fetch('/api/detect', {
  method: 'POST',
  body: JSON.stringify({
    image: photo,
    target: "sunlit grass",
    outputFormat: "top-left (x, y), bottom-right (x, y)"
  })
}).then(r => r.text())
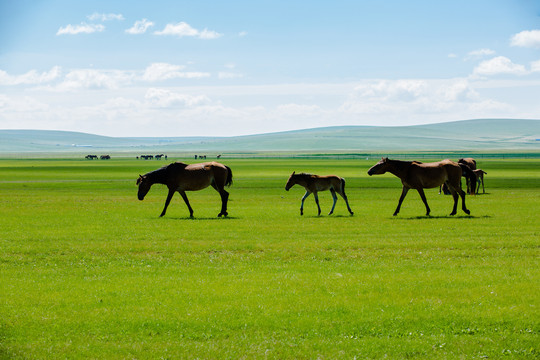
top-left (0, 158), bottom-right (538, 359)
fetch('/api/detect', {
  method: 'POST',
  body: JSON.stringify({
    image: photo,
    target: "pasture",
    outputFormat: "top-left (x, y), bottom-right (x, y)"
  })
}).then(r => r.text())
top-left (0, 157), bottom-right (538, 359)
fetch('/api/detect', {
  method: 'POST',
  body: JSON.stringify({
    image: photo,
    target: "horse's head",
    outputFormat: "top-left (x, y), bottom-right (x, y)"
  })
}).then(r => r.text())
top-left (285, 171), bottom-right (296, 191)
top-left (136, 174), bottom-right (152, 200)
top-left (367, 157), bottom-right (389, 176)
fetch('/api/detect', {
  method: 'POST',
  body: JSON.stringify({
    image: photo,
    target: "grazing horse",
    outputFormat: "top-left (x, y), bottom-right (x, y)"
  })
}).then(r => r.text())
top-left (458, 158), bottom-right (477, 194)
top-left (137, 162), bottom-right (232, 218)
top-left (473, 169), bottom-right (487, 194)
top-left (367, 158), bottom-right (474, 216)
top-left (285, 172), bottom-right (354, 216)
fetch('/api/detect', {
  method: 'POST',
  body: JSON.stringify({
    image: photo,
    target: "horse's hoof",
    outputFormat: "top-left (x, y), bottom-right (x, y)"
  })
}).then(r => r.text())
top-left (349, 212), bottom-right (354, 216)
top-left (464, 210), bottom-right (470, 215)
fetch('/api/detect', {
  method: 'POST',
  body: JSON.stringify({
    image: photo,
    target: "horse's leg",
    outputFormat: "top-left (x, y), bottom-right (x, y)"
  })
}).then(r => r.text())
top-left (300, 191), bottom-right (311, 215)
top-left (328, 189), bottom-right (337, 215)
top-left (179, 191), bottom-right (194, 217)
top-left (481, 177), bottom-right (485, 194)
top-left (338, 189), bottom-right (354, 215)
top-left (394, 186), bottom-right (409, 216)
top-left (211, 180), bottom-right (229, 217)
top-left (416, 188), bottom-right (431, 216)
top-left (313, 192), bottom-right (321, 216)
top-left (458, 187), bottom-right (470, 215)
top-left (160, 188), bottom-right (175, 217)
top-left (218, 189), bottom-right (229, 217)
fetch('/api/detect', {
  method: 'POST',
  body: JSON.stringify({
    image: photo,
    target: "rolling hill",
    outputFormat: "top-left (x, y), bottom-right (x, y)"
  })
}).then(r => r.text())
top-left (0, 119), bottom-right (539, 155)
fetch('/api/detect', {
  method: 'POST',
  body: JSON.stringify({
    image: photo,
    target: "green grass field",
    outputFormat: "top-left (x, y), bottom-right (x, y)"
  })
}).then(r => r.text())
top-left (1, 157), bottom-right (538, 359)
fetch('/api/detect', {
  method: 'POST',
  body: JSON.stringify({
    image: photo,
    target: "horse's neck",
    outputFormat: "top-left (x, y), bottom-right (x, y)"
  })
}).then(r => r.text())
top-left (388, 160), bottom-right (412, 179)
top-left (147, 167), bottom-right (168, 185)
top-left (294, 175), bottom-right (311, 187)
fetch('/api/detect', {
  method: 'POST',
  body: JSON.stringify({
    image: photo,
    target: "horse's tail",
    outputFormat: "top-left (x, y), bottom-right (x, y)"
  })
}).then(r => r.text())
top-left (225, 165), bottom-right (233, 187)
top-left (340, 177), bottom-right (346, 192)
top-left (459, 163), bottom-right (476, 195)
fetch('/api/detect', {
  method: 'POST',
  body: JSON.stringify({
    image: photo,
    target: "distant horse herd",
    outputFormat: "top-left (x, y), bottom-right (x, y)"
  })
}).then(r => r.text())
top-left (85, 155), bottom-right (110, 160)
top-left (137, 157), bottom-right (487, 218)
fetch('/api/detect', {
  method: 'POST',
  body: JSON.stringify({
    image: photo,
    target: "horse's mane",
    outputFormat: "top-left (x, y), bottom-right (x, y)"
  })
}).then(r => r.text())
top-left (144, 162), bottom-right (188, 183)
top-left (167, 162), bottom-right (188, 171)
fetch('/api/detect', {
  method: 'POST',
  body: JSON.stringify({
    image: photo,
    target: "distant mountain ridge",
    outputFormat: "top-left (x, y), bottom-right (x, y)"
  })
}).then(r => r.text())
top-left (1, 119), bottom-right (539, 154)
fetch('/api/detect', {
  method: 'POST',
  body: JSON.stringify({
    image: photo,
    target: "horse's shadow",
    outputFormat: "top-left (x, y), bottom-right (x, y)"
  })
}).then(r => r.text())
top-left (394, 215), bottom-right (491, 220)
top-left (161, 216), bottom-right (240, 221)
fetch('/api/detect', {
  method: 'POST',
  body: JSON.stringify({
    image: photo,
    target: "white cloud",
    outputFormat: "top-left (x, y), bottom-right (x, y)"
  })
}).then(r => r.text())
top-left (154, 22), bottom-right (222, 39)
top-left (142, 63), bottom-right (210, 81)
top-left (87, 13), bottom-right (124, 22)
top-left (0, 67), bottom-right (61, 85)
top-left (125, 19), bottom-right (154, 34)
top-left (339, 78), bottom-right (508, 120)
top-left (473, 56), bottom-right (527, 76)
top-left (0, 94), bottom-right (50, 113)
top-left (238, 31), bottom-right (248, 37)
top-left (199, 29), bottom-right (222, 39)
top-left (510, 30), bottom-right (540, 48)
top-left (143, 63), bottom-right (185, 81)
top-left (54, 69), bottom-right (134, 91)
top-left (531, 60), bottom-right (540, 73)
top-left (145, 88), bottom-right (210, 108)
top-left (351, 79), bottom-right (427, 102)
top-left (56, 23), bottom-right (105, 35)
top-left (466, 48), bottom-right (496, 59)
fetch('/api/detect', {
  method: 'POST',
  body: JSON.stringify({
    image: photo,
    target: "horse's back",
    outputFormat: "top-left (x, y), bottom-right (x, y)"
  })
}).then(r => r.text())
top-left (185, 161), bottom-right (227, 171)
top-left (409, 160), bottom-right (460, 188)
top-left (311, 175), bottom-right (343, 191)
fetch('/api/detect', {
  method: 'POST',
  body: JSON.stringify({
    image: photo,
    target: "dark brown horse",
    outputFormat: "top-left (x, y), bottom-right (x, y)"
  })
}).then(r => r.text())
top-left (368, 158), bottom-right (473, 216)
top-left (137, 162), bottom-right (232, 218)
top-left (285, 172), bottom-right (354, 216)
top-left (458, 158), bottom-right (477, 194)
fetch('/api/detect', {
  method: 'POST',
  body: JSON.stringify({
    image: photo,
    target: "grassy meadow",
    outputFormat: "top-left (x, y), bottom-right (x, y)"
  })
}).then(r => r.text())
top-left (0, 157), bottom-right (538, 359)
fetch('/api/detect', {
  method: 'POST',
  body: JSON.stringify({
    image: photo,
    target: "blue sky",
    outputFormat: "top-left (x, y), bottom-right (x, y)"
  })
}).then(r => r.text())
top-left (1, 0), bottom-right (539, 137)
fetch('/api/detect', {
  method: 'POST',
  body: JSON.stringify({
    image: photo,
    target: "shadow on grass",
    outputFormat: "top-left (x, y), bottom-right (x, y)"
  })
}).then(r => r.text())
top-left (299, 214), bottom-right (354, 218)
top-left (392, 215), bottom-right (491, 220)
top-left (161, 216), bottom-right (240, 221)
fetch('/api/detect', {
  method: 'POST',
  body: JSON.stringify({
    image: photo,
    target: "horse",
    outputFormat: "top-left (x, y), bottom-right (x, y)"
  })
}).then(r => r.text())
top-left (367, 158), bottom-right (474, 216)
top-left (285, 172), bottom-right (354, 216)
top-left (473, 169), bottom-right (487, 194)
top-left (458, 158), bottom-right (477, 194)
top-left (137, 161), bottom-right (233, 218)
